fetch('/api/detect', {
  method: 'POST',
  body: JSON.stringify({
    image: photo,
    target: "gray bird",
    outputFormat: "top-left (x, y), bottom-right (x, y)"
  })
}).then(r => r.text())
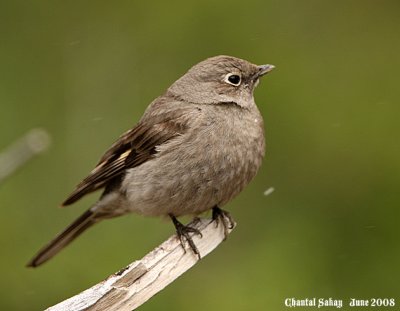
top-left (27, 55), bottom-right (274, 267)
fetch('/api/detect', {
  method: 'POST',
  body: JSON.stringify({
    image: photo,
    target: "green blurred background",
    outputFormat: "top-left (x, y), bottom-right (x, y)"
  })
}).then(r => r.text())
top-left (1, 1), bottom-right (399, 310)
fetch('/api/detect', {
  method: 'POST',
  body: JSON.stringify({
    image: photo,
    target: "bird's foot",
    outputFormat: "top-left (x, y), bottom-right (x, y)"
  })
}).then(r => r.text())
top-left (211, 206), bottom-right (235, 240)
top-left (170, 215), bottom-right (203, 259)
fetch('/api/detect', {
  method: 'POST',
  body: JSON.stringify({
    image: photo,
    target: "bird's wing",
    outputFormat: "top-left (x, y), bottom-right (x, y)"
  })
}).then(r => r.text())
top-left (62, 107), bottom-right (192, 206)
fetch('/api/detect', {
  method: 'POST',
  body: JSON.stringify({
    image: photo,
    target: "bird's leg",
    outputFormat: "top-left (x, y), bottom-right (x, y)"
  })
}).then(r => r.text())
top-left (212, 206), bottom-right (235, 240)
top-left (169, 214), bottom-right (203, 259)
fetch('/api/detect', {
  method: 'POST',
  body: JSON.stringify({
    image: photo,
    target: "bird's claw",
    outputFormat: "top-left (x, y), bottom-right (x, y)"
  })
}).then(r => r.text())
top-left (170, 215), bottom-right (202, 259)
top-left (211, 206), bottom-right (235, 240)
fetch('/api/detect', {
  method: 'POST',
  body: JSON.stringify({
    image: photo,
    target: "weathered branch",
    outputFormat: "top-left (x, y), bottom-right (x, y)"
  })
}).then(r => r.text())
top-left (46, 217), bottom-right (236, 311)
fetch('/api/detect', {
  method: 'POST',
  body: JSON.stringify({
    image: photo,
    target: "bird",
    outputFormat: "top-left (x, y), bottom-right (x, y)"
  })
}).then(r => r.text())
top-left (27, 55), bottom-right (274, 267)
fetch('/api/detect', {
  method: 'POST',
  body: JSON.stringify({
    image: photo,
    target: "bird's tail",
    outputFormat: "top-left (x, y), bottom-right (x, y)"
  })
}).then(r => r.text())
top-left (27, 209), bottom-right (97, 268)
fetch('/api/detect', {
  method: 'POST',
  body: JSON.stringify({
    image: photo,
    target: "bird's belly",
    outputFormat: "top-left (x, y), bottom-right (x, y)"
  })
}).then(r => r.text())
top-left (123, 132), bottom-right (264, 217)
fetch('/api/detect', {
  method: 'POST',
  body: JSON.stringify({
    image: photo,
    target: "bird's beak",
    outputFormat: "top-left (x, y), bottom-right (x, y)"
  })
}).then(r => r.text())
top-left (256, 64), bottom-right (275, 78)
top-left (257, 64), bottom-right (275, 78)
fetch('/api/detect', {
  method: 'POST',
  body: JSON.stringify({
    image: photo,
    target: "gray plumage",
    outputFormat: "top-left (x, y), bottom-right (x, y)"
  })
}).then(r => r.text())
top-left (27, 55), bottom-right (274, 267)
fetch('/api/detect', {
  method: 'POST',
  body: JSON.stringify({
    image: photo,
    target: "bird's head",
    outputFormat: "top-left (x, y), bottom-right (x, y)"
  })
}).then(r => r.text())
top-left (167, 55), bottom-right (274, 108)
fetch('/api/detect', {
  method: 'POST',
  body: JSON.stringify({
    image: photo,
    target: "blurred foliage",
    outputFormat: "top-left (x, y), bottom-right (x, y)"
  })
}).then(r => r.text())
top-left (1, 0), bottom-right (399, 310)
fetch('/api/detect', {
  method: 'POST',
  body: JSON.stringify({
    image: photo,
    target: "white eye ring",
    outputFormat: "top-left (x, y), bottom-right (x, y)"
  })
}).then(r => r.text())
top-left (224, 73), bottom-right (242, 86)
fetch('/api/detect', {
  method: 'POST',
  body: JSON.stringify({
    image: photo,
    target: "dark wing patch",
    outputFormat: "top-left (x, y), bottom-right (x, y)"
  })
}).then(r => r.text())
top-left (62, 109), bottom-right (190, 206)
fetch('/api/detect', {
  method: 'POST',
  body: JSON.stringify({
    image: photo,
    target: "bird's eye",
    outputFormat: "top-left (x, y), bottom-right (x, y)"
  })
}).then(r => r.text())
top-left (224, 73), bottom-right (241, 86)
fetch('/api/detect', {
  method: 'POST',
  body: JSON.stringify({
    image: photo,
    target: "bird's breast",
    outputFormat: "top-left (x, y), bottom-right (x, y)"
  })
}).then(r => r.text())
top-left (123, 104), bottom-right (265, 216)
top-left (197, 105), bottom-right (265, 206)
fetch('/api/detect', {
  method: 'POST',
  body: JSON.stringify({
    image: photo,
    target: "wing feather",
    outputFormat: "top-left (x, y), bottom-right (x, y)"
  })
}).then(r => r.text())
top-left (62, 107), bottom-right (191, 206)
